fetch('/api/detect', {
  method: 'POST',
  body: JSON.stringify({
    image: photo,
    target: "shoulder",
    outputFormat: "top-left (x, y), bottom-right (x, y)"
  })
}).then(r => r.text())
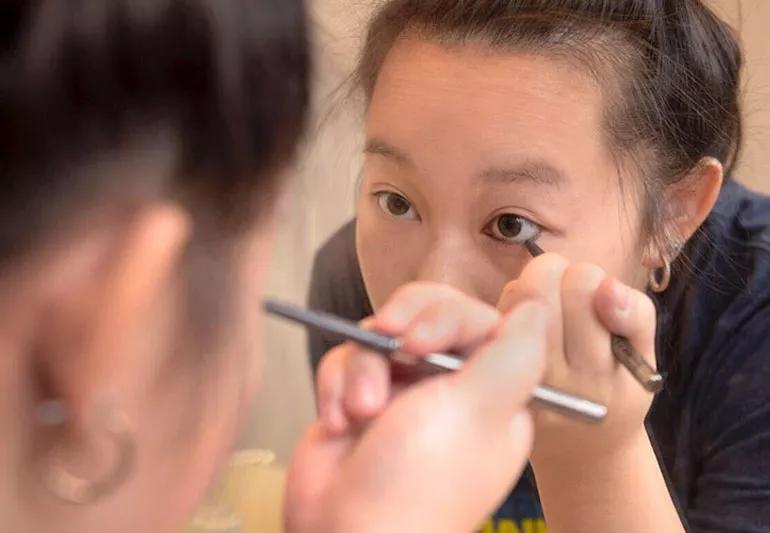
top-left (312, 218), bottom-right (358, 276)
top-left (310, 218), bottom-right (359, 298)
top-left (694, 180), bottom-right (770, 332)
top-left (710, 179), bottom-right (770, 249)
top-left (656, 181), bottom-right (770, 392)
top-left (308, 218), bottom-right (372, 319)
top-left (665, 180), bottom-right (770, 413)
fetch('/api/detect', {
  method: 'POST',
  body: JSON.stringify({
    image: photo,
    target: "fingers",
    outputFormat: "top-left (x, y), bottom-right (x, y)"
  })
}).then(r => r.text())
top-left (376, 282), bottom-right (464, 330)
top-left (316, 283), bottom-right (499, 434)
top-left (497, 253), bottom-right (568, 381)
top-left (561, 263), bottom-right (614, 374)
top-left (497, 253), bottom-right (568, 313)
top-left (456, 300), bottom-right (548, 419)
top-left (315, 283), bottom-right (500, 436)
top-left (376, 282), bottom-right (500, 356)
top-left (316, 343), bottom-right (390, 435)
top-left (594, 277), bottom-right (658, 363)
top-left (315, 345), bottom-right (348, 433)
top-left (500, 255), bottom-right (656, 377)
top-left (300, 297), bottom-right (551, 533)
top-left (327, 302), bottom-right (548, 531)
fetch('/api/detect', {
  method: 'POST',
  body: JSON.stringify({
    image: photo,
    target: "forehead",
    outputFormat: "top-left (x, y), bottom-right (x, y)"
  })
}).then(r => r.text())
top-left (366, 37), bottom-right (610, 173)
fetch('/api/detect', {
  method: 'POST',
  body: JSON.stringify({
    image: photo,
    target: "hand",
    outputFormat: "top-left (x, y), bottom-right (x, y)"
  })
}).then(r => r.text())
top-left (497, 253), bottom-right (657, 468)
top-left (284, 283), bottom-right (548, 533)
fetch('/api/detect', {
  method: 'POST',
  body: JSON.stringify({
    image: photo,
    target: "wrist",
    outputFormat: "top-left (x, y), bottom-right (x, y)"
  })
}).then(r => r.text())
top-left (531, 427), bottom-right (651, 484)
top-left (530, 429), bottom-right (684, 532)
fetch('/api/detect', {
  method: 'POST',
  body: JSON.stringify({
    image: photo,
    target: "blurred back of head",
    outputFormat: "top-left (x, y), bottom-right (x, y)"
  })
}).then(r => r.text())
top-left (1, 0), bottom-right (309, 260)
top-left (0, 1), bottom-right (309, 531)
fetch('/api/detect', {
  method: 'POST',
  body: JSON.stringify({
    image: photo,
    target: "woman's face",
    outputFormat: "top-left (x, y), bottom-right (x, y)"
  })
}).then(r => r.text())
top-left (357, 38), bottom-right (650, 310)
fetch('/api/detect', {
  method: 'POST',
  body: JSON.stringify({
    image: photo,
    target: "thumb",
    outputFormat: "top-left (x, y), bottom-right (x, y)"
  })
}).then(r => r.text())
top-left (594, 277), bottom-right (658, 359)
top-left (456, 300), bottom-right (548, 424)
top-left (284, 423), bottom-right (356, 532)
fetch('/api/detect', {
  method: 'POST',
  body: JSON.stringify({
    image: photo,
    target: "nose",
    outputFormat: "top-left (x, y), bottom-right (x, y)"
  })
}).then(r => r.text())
top-left (415, 236), bottom-right (486, 301)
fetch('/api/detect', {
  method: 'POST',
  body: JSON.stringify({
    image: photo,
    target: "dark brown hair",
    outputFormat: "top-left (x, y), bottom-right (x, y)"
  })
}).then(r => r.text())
top-left (354, 0), bottom-right (743, 250)
top-left (1, 0), bottom-right (309, 259)
top-left (1, 0), bottom-right (310, 345)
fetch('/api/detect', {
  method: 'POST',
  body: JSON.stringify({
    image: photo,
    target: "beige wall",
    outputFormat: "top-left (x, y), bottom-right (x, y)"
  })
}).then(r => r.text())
top-left (241, 0), bottom-right (770, 465)
top-left (708, 0), bottom-right (770, 192)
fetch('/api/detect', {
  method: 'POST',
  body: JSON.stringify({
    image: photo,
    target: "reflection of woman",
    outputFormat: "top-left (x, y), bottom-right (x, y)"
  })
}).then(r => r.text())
top-left (310, 1), bottom-right (770, 531)
top-left (1, 1), bottom-right (548, 532)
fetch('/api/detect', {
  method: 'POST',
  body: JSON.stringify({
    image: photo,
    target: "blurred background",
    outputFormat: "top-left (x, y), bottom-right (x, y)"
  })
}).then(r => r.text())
top-left (193, 1), bottom-right (769, 530)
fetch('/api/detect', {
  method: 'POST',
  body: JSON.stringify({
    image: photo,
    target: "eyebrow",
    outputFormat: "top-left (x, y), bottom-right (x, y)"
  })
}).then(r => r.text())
top-left (481, 160), bottom-right (565, 188)
top-left (365, 137), bottom-right (565, 189)
top-left (364, 138), bottom-right (414, 166)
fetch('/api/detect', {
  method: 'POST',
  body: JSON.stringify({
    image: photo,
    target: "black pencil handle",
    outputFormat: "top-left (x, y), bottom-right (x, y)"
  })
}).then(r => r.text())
top-left (610, 335), bottom-right (663, 393)
top-left (264, 299), bottom-right (401, 353)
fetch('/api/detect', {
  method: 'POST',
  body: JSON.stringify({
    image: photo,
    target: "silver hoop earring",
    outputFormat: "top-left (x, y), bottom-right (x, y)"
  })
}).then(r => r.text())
top-left (648, 257), bottom-right (672, 293)
top-left (37, 400), bottom-right (135, 505)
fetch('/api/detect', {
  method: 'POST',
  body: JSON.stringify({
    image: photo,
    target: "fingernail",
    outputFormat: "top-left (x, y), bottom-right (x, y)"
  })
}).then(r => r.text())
top-left (611, 278), bottom-right (630, 312)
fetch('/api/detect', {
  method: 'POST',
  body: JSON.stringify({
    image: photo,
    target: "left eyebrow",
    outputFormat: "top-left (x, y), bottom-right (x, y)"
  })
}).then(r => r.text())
top-left (364, 138), bottom-right (414, 167)
top-left (480, 159), bottom-right (566, 188)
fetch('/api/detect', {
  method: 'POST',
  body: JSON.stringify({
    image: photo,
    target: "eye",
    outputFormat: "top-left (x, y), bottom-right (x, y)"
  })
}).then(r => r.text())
top-left (374, 191), bottom-right (418, 220)
top-left (485, 214), bottom-right (541, 244)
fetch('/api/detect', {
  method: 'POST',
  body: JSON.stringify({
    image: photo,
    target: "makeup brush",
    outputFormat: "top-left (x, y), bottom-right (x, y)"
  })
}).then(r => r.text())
top-left (264, 299), bottom-right (608, 423)
top-left (524, 240), bottom-right (664, 393)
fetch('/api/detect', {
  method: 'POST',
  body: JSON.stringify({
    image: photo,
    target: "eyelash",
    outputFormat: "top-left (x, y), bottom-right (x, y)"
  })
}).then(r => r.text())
top-left (373, 190), bottom-right (542, 245)
top-left (373, 191), bottom-right (419, 221)
top-left (483, 214), bottom-right (542, 245)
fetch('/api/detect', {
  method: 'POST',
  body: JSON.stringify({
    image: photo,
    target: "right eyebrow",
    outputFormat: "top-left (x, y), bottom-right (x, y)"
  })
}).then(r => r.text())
top-left (364, 138), bottom-right (414, 166)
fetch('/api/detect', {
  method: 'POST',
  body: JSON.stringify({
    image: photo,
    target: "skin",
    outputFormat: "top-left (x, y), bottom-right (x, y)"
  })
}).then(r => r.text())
top-left (326, 37), bottom-right (724, 531)
top-left (0, 197), bottom-right (274, 532)
top-left (287, 287), bottom-right (548, 533)
top-left (357, 38), bottom-right (647, 308)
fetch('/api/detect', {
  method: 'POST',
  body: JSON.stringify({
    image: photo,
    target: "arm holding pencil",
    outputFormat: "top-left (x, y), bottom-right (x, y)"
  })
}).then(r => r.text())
top-left (496, 252), bottom-right (683, 533)
top-left (285, 283), bottom-right (548, 533)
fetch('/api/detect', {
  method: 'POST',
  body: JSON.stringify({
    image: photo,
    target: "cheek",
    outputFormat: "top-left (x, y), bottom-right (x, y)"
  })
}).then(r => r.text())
top-left (355, 212), bottom-right (419, 311)
top-left (547, 220), bottom-right (647, 289)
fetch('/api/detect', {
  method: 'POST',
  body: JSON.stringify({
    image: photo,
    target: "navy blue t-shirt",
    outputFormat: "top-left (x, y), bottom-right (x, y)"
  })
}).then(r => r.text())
top-left (307, 180), bottom-right (770, 532)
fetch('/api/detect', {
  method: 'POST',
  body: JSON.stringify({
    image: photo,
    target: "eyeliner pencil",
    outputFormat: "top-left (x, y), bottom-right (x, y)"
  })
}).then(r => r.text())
top-left (264, 299), bottom-right (608, 423)
top-left (524, 240), bottom-right (664, 393)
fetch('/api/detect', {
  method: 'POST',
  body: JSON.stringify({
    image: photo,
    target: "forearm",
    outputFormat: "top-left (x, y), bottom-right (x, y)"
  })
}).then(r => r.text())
top-left (533, 432), bottom-right (684, 533)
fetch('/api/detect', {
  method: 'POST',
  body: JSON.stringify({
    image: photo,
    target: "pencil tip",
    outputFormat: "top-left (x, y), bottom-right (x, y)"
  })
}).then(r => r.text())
top-left (524, 240), bottom-right (544, 257)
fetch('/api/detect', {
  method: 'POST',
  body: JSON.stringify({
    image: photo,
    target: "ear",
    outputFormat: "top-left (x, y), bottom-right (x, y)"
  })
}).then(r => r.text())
top-left (34, 204), bottom-right (191, 431)
top-left (661, 157), bottom-right (723, 253)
